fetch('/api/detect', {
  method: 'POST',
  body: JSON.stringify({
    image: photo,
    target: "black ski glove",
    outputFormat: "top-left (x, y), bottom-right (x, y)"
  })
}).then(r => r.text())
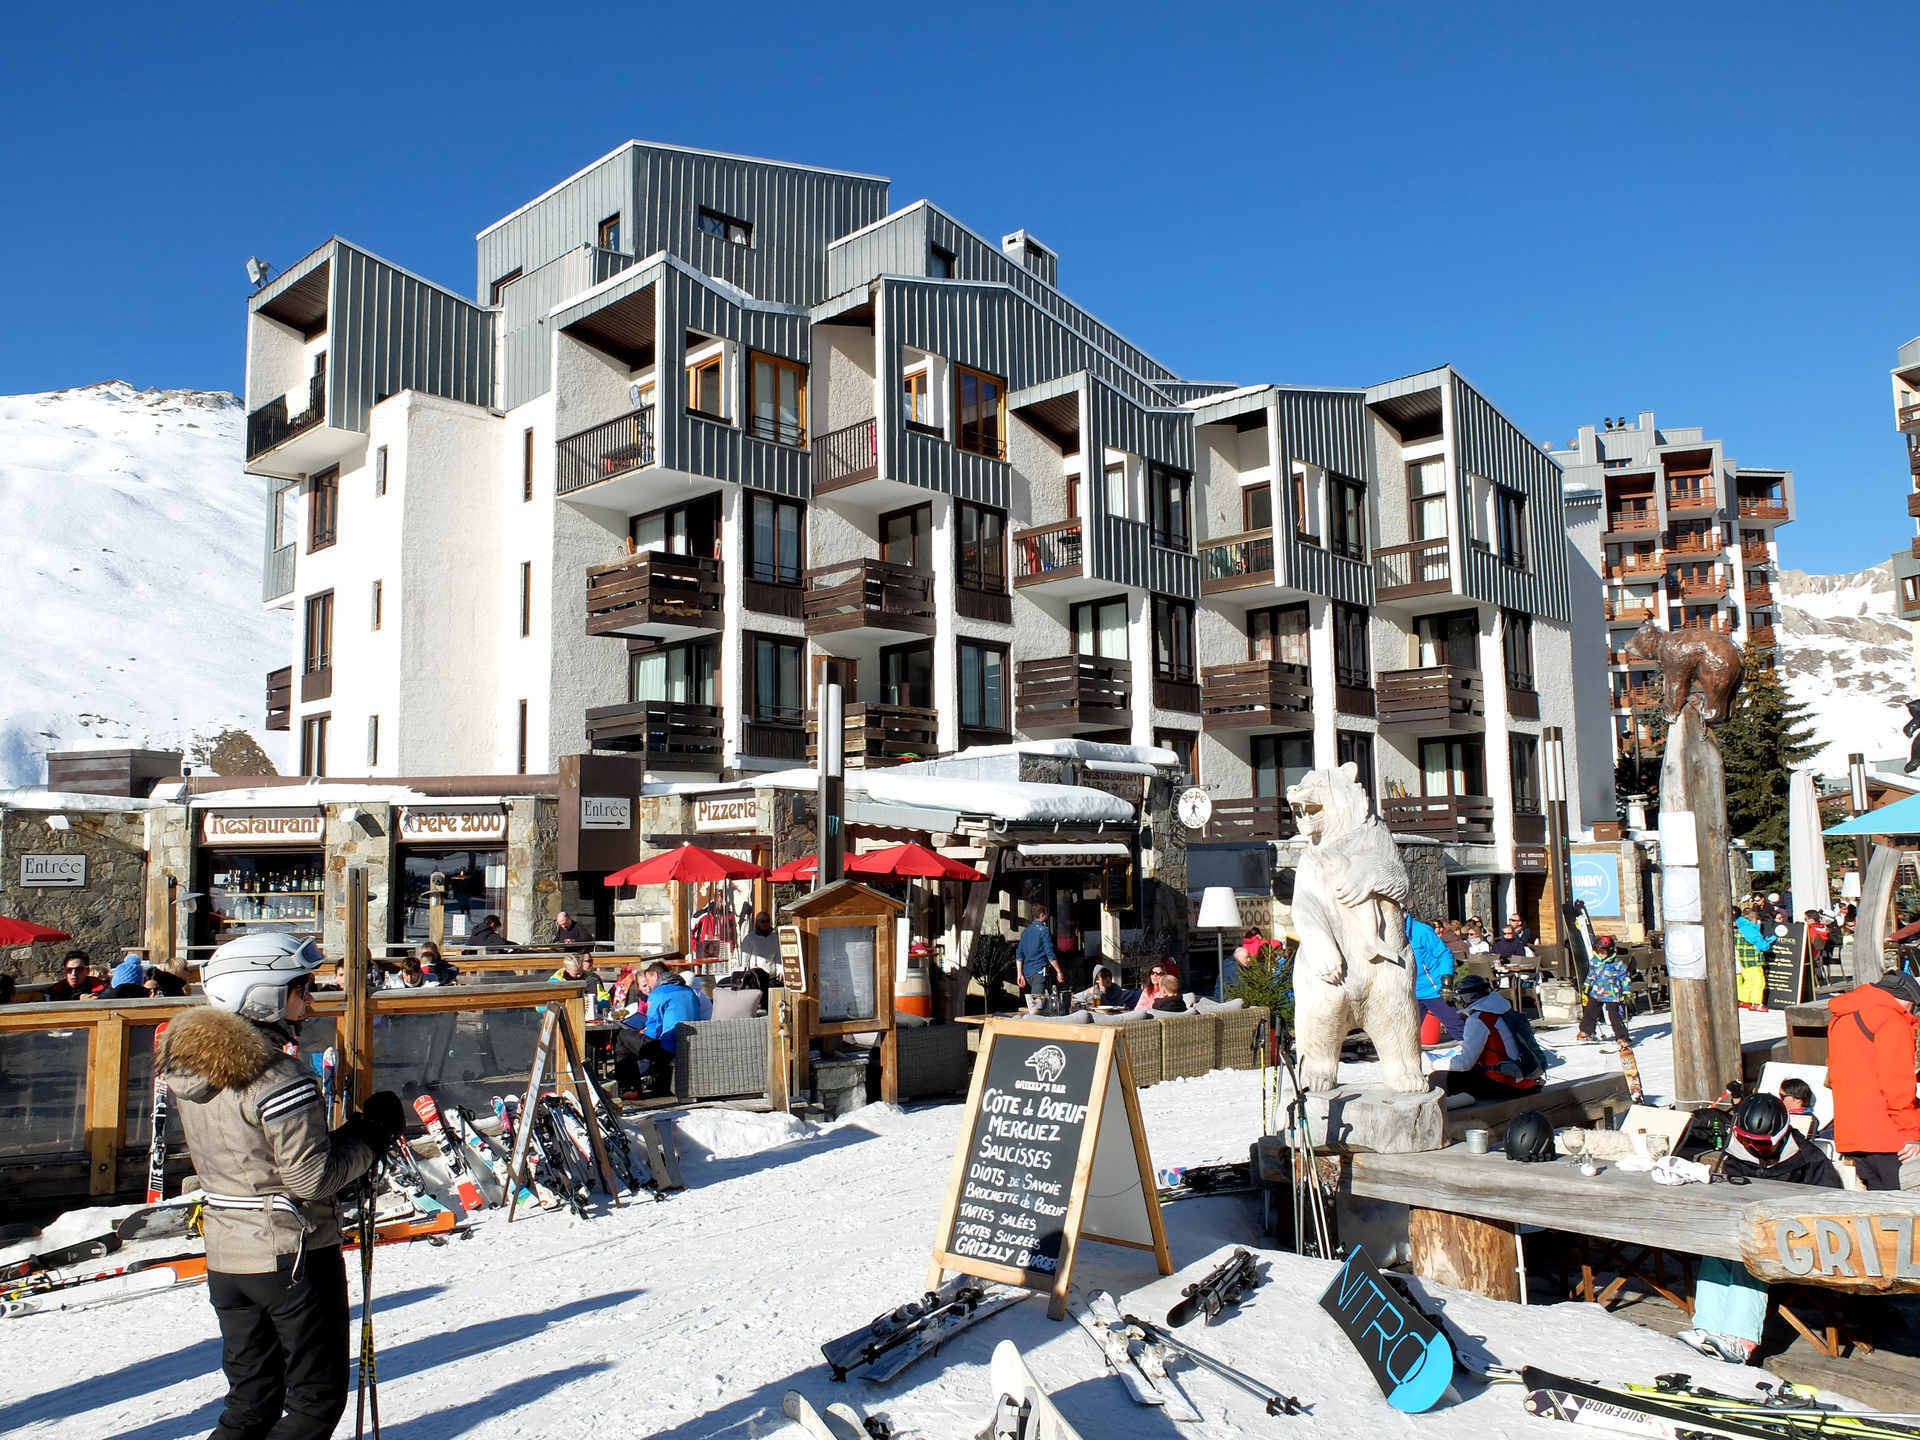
top-left (357, 1090), bottom-right (406, 1157)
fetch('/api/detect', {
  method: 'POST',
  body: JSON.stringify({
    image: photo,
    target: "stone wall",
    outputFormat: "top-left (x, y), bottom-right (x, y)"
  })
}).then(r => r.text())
top-left (507, 797), bottom-right (561, 945)
top-left (145, 804), bottom-right (192, 963)
top-left (0, 805), bottom-right (149, 982)
top-left (323, 803), bottom-right (394, 955)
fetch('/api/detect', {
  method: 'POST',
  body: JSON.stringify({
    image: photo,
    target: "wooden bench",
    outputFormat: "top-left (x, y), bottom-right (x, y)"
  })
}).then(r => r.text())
top-left (1442, 1072), bottom-right (1633, 1143)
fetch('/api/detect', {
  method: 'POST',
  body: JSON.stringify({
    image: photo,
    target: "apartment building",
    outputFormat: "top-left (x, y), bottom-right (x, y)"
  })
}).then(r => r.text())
top-left (1551, 412), bottom-right (1794, 764)
top-left (245, 140), bottom-right (1598, 932)
top-left (1889, 338), bottom-right (1920, 690)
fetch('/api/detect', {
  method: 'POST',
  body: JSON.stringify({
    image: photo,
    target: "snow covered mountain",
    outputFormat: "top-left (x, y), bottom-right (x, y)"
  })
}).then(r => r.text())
top-left (1777, 561), bottom-right (1913, 775)
top-left (0, 381), bottom-right (290, 787)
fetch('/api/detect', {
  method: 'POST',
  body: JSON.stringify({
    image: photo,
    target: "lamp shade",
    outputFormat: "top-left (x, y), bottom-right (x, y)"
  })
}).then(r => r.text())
top-left (1197, 886), bottom-right (1240, 930)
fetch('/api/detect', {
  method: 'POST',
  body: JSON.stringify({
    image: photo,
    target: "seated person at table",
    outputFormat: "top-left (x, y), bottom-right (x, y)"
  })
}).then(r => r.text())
top-left (145, 965), bottom-right (189, 998)
top-left (1131, 960), bottom-right (1178, 1011)
top-left (549, 950), bottom-right (609, 1009)
top-left (1149, 970), bottom-right (1188, 1013)
top-left (1431, 974), bottom-right (1544, 1101)
top-left (388, 954), bottom-right (435, 989)
top-left (104, 955), bottom-right (151, 999)
top-left (549, 910), bottom-right (594, 954)
top-left (1778, 1076), bottom-right (1826, 1137)
top-left (467, 914), bottom-right (516, 951)
top-left (614, 962), bottom-right (700, 1100)
top-left (1680, 1093), bottom-right (1840, 1365)
top-left (737, 912), bottom-right (780, 968)
top-left (46, 951), bottom-right (107, 1001)
top-left (1075, 965), bottom-right (1125, 1009)
top-left (1489, 916), bottom-right (1533, 962)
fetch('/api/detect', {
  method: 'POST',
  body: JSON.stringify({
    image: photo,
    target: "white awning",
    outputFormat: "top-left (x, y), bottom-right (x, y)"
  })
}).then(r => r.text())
top-left (1013, 842), bottom-right (1131, 859)
top-left (1083, 759), bottom-right (1158, 777)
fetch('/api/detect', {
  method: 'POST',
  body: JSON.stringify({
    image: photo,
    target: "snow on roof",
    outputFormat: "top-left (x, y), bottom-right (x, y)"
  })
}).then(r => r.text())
top-left (0, 788), bottom-right (162, 813)
top-left (942, 738), bottom-right (1180, 768)
top-left (1180, 383), bottom-right (1270, 410)
top-left (157, 782), bottom-right (516, 809)
top-left (727, 767), bottom-right (1133, 826)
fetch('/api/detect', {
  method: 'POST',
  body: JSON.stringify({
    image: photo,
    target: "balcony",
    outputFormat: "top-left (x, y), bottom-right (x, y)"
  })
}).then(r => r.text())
top-left (264, 542), bottom-right (295, 606)
top-left (1674, 575), bottom-right (1729, 601)
top-left (1376, 666), bottom-right (1484, 731)
top-left (1909, 436), bottom-right (1920, 474)
top-left (1015, 655), bottom-right (1130, 732)
top-left (808, 703), bottom-right (938, 769)
top-left (1738, 496), bottom-right (1788, 521)
top-left (1664, 533), bottom-right (1719, 558)
top-left (1204, 796), bottom-right (1296, 843)
top-left (265, 667), bottom-right (291, 731)
top-left (1667, 487), bottom-right (1717, 514)
top-left (1747, 624), bottom-right (1778, 648)
top-left (1740, 541), bottom-right (1771, 565)
top-left (812, 418), bottom-right (878, 495)
top-left (1200, 529), bottom-right (1275, 594)
top-left (1383, 794), bottom-right (1494, 843)
top-left (1743, 582), bottom-right (1773, 607)
top-left (1606, 553), bottom-right (1665, 580)
top-left (1373, 538), bottom-right (1451, 602)
top-left (742, 713), bottom-right (807, 763)
top-left (1899, 401), bottom-right (1920, 434)
top-left (1199, 661), bottom-right (1312, 732)
top-left (1154, 674), bottom-right (1201, 713)
top-left (244, 372), bottom-right (355, 479)
top-left (556, 406), bottom-right (656, 496)
top-left (246, 372), bottom-right (326, 463)
top-left (1604, 599), bottom-right (1656, 625)
top-left (1615, 683), bottom-right (1661, 710)
top-left (1606, 649), bottom-right (1657, 668)
top-left (1907, 491), bottom-right (1920, 521)
top-left (584, 700), bottom-right (722, 771)
top-left (1604, 508), bottom-right (1660, 536)
top-left (301, 662), bottom-right (331, 704)
top-left (803, 558), bottom-right (936, 640)
top-left (1675, 615), bottom-right (1735, 634)
top-left (1012, 520), bottom-right (1085, 587)
top-left (584, 552), bottom-right (722, 639)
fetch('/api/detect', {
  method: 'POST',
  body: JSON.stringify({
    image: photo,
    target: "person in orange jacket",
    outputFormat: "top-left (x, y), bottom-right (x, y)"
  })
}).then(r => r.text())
top-left (1825, 972), bottom-right (1920, 1191)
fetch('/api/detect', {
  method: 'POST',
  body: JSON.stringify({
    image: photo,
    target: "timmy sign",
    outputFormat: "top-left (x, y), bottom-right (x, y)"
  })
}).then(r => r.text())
top-left (1317, 1247), bottom-right (1455, 1412)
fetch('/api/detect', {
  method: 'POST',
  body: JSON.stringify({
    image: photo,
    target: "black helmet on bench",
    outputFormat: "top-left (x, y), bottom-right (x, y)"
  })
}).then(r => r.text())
top-left (1504, 1110), bottom-right (1557, 1163)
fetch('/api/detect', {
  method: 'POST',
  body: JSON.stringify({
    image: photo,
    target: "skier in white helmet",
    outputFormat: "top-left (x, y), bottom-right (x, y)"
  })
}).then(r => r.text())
top-left (160, 933), bottom-right (403, 1440)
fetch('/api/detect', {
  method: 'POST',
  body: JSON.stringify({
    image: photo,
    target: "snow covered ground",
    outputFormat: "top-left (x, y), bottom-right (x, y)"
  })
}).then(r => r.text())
top-left (9, 1005), bottom-right (1865, 1440)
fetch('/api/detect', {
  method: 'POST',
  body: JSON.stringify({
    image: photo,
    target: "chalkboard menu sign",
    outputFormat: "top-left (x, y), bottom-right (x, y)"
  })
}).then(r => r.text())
top-left (927, 1018), bottom-right (1171, 1319)
top-left (1763, 923), bottom-right (1809, 1009)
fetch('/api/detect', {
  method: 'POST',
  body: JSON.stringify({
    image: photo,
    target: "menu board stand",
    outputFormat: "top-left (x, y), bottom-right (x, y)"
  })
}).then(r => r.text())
top-left (1763, 923), bottom-right (1811, 1009)
top-left (927, 1018), bottom-right (1171, 1319)
top-left (782, 882), bottom-right (904, 1103)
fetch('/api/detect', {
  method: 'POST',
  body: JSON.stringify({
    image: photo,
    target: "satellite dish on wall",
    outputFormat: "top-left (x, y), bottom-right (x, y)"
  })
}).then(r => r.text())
top-left (246, 257), bottom-right (274, 288)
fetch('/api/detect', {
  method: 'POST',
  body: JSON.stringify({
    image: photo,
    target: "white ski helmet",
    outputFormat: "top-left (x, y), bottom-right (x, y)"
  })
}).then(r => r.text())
top-left (202, 932), bottom-right (324, 1022)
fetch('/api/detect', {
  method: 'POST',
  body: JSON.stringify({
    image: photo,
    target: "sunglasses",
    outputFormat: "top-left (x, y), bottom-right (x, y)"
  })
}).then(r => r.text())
top-left (64, 964), bottom-right (86, 973)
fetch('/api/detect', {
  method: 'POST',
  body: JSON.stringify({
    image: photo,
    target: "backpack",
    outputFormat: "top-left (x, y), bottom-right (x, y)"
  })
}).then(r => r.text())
top-left (1496, 1009), bottom-right (1552, 1082)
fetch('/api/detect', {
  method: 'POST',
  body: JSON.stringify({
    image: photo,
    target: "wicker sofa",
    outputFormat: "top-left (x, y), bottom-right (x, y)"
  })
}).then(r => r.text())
top-left (670, 1018), bottom-right (975, 1104)
top-left (1037, 1002), bottom-right (1271, 1088)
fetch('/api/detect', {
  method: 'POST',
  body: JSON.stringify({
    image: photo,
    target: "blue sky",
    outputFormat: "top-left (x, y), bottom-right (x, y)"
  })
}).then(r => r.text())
top-left (3, 1), bottom-right (1914, 574)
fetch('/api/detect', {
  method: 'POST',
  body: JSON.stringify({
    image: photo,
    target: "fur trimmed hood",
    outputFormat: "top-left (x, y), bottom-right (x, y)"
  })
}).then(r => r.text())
top-left (160, 1006), bottom-right (283, 1100)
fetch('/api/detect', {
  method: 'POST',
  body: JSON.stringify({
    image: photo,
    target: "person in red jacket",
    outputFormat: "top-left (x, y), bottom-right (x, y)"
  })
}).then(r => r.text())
top-left (1825, 972), bottom-right (1920, 1191)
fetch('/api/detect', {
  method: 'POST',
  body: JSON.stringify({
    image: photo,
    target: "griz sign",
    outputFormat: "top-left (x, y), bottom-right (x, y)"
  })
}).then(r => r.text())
top-left (1318, 1246), bottom-right (1455, 1412)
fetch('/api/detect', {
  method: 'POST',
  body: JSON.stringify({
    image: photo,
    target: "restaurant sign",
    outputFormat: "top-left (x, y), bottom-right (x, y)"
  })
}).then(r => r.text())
top-left (1077, 770), bottom-right (1145, 812)
top-left (1739, 1196), bottom-right (1920, 1292)
top-left (20, 854), bottom-right (87, 888)
top-left (399, 808), bottom-right (507, 844)
top-left (581, 796), bottom-right (632, 831)
top-left (693, 795), bottom-right (758, 832)
top-left (202, 812), bottom-right (324, 846)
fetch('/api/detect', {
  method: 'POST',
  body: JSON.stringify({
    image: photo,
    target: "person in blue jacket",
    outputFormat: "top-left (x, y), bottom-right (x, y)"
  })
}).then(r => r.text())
top-left (614, 961), bottom-right (702, 1099)
top-left (1407, 915), bottom-right (1463, 1040)
top-left (1014, 906), bottom-right (1058, 996)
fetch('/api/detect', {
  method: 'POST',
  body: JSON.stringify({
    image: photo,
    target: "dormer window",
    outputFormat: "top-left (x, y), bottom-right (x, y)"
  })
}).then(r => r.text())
top-left (685, 333), bottom-right (728, 421)
top-left (697, 206), bottom-right (752, 246)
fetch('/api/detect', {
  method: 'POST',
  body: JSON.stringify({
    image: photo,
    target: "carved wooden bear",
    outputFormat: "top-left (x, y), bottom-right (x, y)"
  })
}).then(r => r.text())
top-left (1625, 619), bottom-right (1744, 723)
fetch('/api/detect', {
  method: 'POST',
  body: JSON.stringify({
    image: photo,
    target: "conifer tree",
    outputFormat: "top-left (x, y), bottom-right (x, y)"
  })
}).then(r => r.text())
top-left (1717, 645), bottom-right (1817, 866)
top-left (1614, 693), bottom-right (1667, 822)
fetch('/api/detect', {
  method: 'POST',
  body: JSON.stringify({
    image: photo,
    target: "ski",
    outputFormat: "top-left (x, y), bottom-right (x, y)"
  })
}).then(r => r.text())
top-left (1122, 1310), bottom-right (1302, 1416)
top-left (147, 1020), bottom-right (172, 1204)
top-left (784, 1390), bottom-right (865, 1440)
top-left (344, 1209), bottom-right (463, 1249)
top-left (1167, 1246), bottom-right (1262, 1327)
top-left (981, 1339), bottom-right (1086, 1440)
top-left (1618, 1042), bottom-right (1648, 1106)
top-left (412, 1094), bottom-right (486, 1211)
top-left (1, 1259), bottom-right (207, 1317)
top-left (630, 1115), bottom-right (685, 1193)
top-left (1156, 1162), bottom-right (1255, 1203)
top-left (1619, 1378), bottom-right (1920, 1440)
top-left (4, 1250), bottom-right (203, 1301)
top-left (1084, 1290), bottom-right (1198, 1418)
top-left (0, 1236), bottom-right (118, 1286)
top-left (826, 1399), bottom-right (892, 1439)
top-left (823, 1275), bottom-right (1029, 1383)
top-left (450, 1104), bottom-right (546, 1210)
top-left (1520, 1369), bottom-right (1862, 1440)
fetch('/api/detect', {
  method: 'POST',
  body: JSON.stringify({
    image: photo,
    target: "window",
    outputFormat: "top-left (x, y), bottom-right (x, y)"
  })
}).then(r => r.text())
top-left (598, 213), bottom-right (621, 251)
top-left (1903, 574), bottom-right (1920, 610)
top-left (1291, 465), bottom-right (1314, 539)
top-left (366, 714), bottom-right (380, 768)
top-left (696, 206), bottom-right (752, 246)
top-left (1252, 734), bottom-right (1313, 799)
top-left (516, 700), bottom-right (528, 775)
top-left (308, 466), bottom-right (338, 551)
top-left (1407, 458), bottom-right (1446, 540)
top-left (522, 428), bottom-right (534, 502)
top-left (1156, 729), bottom-right (1197, 782)
top-left (1071, 597), bottom-right (1129, 659)
top-left (1420, 737), bottom-right (1486, 798)
top-left (1328, 476), bottom-right (1366, 561)
top-left (1333, 603), bottom-right (1370, 689)
top-left (375, 446), bottom-right (388, 497)
top-left (956, 503), bottom-right (1006, 593)
top-left (1149, 465), bottom-right (1193, 550)
top-left (749, 635), bottom-right (805, 725)
top-left (273, 482), bottom-right (298, 549)
top-left (300, 713), bottom-right (329, 777)
top-left (1503, 610), bottom-right (1534, 690)
top-left (879, 642), bottom-right (934, 708)
top-left (955, 365), bottom-right (1005, 459)
top-left (519, 561), bottom-right (532, 638)
top-left (631, 496), bottom-right (718, 558)
top-left (1244, 483), bottom-right (1273, 532)
top-left (747, 493), bottom-right (803, 585)
top-left (880, 504), bottom-right (931, 569)
top-left (630, 641), bottom-right (716, 705)
top-left (903, 368), bottom-right (936, 431)
top-left (370, 579), bottom-right (382, 631)
top-left (1152, 597), bottom-right (1195, 681)
top-left (1510, 735), bottom-right (1540, 814)
top-left (1104, 462), bottom-right (1128, 518)
top-left (959, 642), bottom-right (1008, 732)
top-left (303, 591), bottom-right (333, 674)
top-left (687, 352), bottom-right (725, 419)
top-left (1249, 604), bottom-right (1310, 666)
top-left (1495, 486), bottom-right (1527, 567)
top-left (489, 268), bottom-right (522, 305)
top-left (749, 352), bottom-right (807, 446)
top-left (928, 245), bottom-right (955, 279)
top-left (1337, 731), bottom-right (1375, 807)
top-left (1415, 610), bottom-right (1479, 669)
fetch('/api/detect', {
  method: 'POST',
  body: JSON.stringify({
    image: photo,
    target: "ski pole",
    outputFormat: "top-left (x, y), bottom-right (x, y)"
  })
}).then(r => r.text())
top-left (1122, 1314), bottom-right (1303, 1416)
top-left (356, 1176), bottom-right (380, 1440)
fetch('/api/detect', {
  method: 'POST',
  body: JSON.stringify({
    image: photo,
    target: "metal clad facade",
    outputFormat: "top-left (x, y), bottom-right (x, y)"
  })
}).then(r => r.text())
top-left (327, 244), bottom-right (493, 434)
top-left (825, 208), bottom-right (929, 294)
top-left (1275, 389), bottom-right (1375, 606)
top-left (502, 246), bottom-right (625, 411)
top-left (1451, 376), bottom-right (1571, 622)
top-left (477, 149), bottom-right (636, 300)
top-left (262, 480), bottom-right (296, 603)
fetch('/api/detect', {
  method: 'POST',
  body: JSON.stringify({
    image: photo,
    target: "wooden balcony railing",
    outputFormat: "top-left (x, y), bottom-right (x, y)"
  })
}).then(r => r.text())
top-left (1605, 508), bottom-right (1659, 534)
top-left (1382, 794), bottom-right (1493, 842)
top-left (1016, 655), bottom-right (1129, 730)
top-left (1740, 542), bottom-right (1770, 564)
top-left (1675, 575), bottom-right (1729, 600)
top-left (1675, 615), bottom-right (1736, 634)
top-left (803, 558), bottom-right (936, 636)
top-left (1615, 683), bottom-right (1662, 710)
top-left (1908, 435), bottom-right (1920, 473)
top-left (1664, 533), bottom-right (1718, 557)
top-left (1743, 583), bottom-right (1773, 607)
top-left (1376, 666), bottom-right (1484, 730)
top-left (1513, 811), bottom-right (1547, 845)
top-left (584, 551), bottom-right (722, 637)
top-left (584, 700), bottom-right (722, 770)
top-left (807, 702), bottom-right (939, 768)
top-left (246, 372), bottom-right (327, 461)
top-left (1200, 528), bottom-right (1275, 593)
top-left (557, 406), bottom-right (655, 494)
top-left (1012, 519), bottom-right (1085, 585)
top-left (1666, 487), bottom-right (1717, 513)
top-left (1737, 496), bottom-right (1788, 520)
top-left (1907, 491), bottom-right (1920, 521)
top-left (1898, 400), bottom-right (1920, 433)
top-left (813, 417), bottom-right (878, 493)
top-left (1199, 661), bottom-right (1312, 730)
top-left (1606, 553), bottom-right (1665, 579)
top-left (742, 717), bottom-right (807, 762)
top-left (1606, 650), bottom-right (1656, 668)
top-left (265, 667), bottom-right (291, 731)
top-left (1747, 624), bottom-right (1778, 648)
top-left (1204, 795), bottom-right (1296, 843)
top-left (1604, 600), bottom-right (1656, 624)
top-left (1373, 538), bottom-right (1452, 600)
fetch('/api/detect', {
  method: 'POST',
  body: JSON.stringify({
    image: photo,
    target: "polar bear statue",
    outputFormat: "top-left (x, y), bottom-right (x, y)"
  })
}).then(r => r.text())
top-left (1284, 763), bottom-right (1425, 1094)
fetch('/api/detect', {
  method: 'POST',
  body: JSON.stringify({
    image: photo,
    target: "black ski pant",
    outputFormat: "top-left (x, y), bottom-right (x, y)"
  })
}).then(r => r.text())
top-left (1579, 999), bottom-right (1630, 1045)
top-left (1433, 1068), bottom-right (1541, 1103)
top-left (207, 1245), bottom-right (350, 1440)
top-left (614, 1030), bottom-right (676, 1096)
top-left (1847, 1152), bottom-right (1904, 1192)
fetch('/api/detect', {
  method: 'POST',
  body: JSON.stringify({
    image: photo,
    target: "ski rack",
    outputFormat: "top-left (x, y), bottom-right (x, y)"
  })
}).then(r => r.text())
top-left (505, 1007), bottom-right (621, 1219)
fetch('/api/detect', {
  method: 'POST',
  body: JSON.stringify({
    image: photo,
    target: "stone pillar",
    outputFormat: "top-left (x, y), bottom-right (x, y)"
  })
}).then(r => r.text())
top-left (144, 805), bottom-right (193, 965)
top-left (324, 804), bottom-right (393, 957)
top-left (507, 797), bottom-right (561, 946)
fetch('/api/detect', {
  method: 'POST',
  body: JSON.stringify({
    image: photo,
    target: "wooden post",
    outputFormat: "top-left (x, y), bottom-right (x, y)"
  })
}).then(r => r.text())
top-left (1853, 842), bottom-right (1900, 986)
top-left (86, 1016), bottom-right (129, 1197)
top-left (340, 865), bottom-right (373, 1115)
top-left (1408, 1206), bottom-right (1521, 1302)
top-left (767, 987), bottom-right (791, 1112)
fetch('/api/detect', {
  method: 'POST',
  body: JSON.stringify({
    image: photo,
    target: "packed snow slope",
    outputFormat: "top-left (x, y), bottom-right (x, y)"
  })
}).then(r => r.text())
top-left (0, 382), bottom-right (289, 785)
top-left (10, 1007), bottom-right (1884, 1440)
top-left (1777, 563), bottom-right (1910, 775)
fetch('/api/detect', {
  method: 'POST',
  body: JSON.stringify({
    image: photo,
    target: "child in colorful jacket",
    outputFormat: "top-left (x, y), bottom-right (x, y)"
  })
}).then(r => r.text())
top-left (1577, 937), bottom-right (1632, 1048)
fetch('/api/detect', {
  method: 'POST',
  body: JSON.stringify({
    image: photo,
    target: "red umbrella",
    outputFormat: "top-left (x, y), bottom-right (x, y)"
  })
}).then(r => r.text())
top-left (846, 843), bottom-right (986, 882)
top-left (768, 854), bottom-right (819, 883)
top-left (604, 843), bottom-right (766, 887)
top-left (0, 916), bottom-right (73, 945)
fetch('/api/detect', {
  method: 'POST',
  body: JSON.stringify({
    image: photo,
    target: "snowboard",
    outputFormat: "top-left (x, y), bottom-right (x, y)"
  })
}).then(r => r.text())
top-left (983, 1340), bottom-right (1085, 1440)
